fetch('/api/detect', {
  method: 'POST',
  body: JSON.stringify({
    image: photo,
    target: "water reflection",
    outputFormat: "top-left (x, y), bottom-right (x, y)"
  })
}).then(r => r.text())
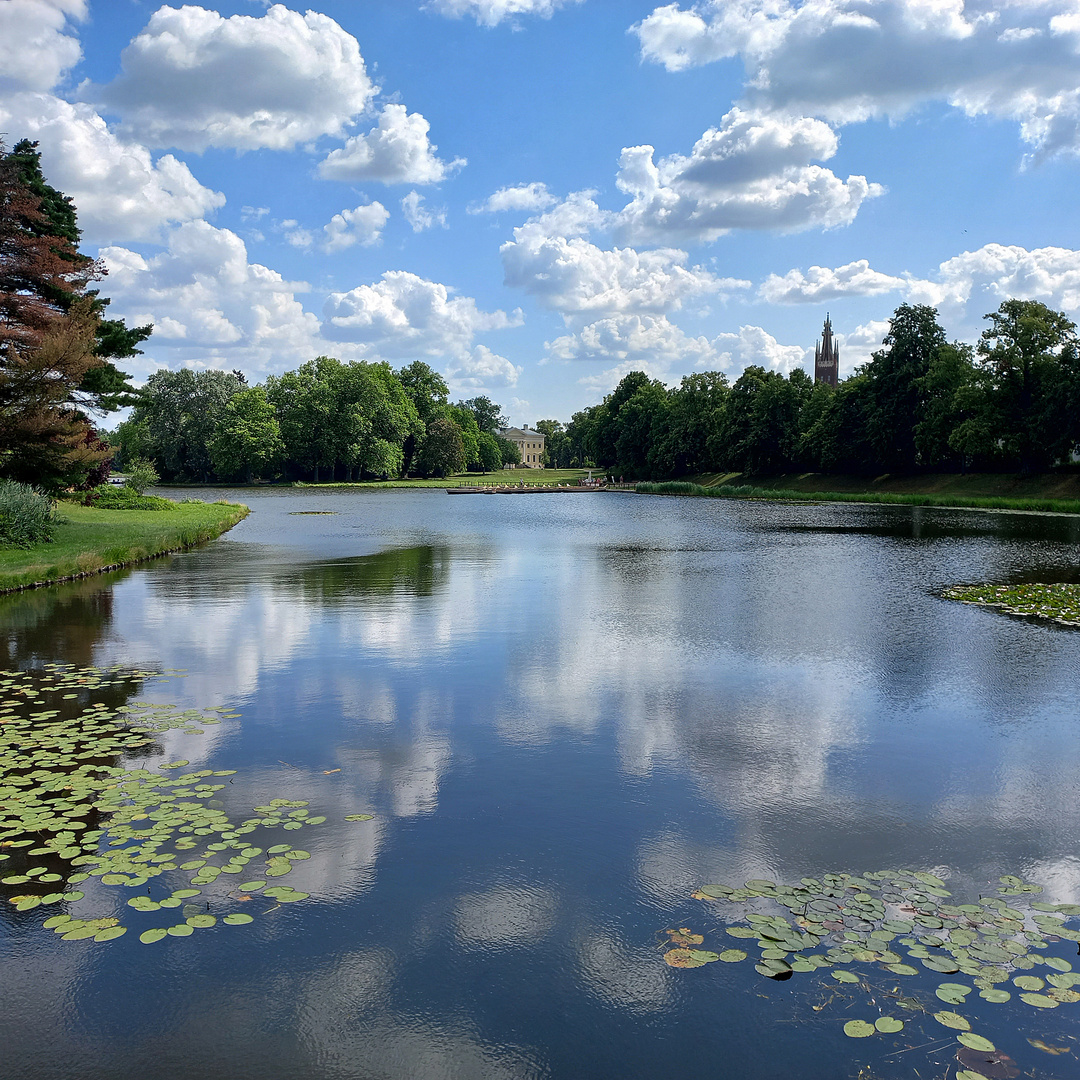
top-left (1, 490), bottom-right (1079, 1080)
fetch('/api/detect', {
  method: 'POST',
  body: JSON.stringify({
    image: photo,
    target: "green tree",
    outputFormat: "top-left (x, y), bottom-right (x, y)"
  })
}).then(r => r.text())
top-left (712, 367), bottom-right (809, 474)
top-left (210, 387), bottom-right (283, 482)
top-left (333, 361), bottom-right (419, 480)
top-left (397, 361), bottom-right (448, 473)
top-left (477, 430), bottom-right (502, 472)
top-left (973, 299), bottom-right (1080, 471)
top-left (265, 360), bottom-right (337, 481)
top-left (133, 368), bottom-right (242, 480)
top-left (863, 304), bottom-right (948, 471)
top-left (496, 435), bottom-right (521, 467)
top-left (417, 418), bottom-right (465, 477)
top-left (650, 372), bottom-right (729, 476)
top-left (446, 404), bottom-right (482, 470)
top-left (456, 395), bottom-right (507, 434)
top-left (612, 378), bottom-right (669, 477)
top-left (913, 342), bottom-right (976, 470)
top-left (4, 140), bottom-right (148, 413)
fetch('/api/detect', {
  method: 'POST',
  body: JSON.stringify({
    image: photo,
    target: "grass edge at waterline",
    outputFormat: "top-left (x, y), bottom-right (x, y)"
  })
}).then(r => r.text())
top-left (0, 499), bottom-right (249, 594)
top-left (634, 480), bottom-right (1080, 516)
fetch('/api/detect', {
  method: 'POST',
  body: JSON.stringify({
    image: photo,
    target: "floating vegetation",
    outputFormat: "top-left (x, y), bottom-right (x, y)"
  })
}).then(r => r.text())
top-left (943, 583), bottom-right (1080, 627)
top-left (0, 665), bottom-right (374, 945)
top-left (288, 511), bottom-right (338, 516)
top-left (666, 869), bottom-right (1080, 1072)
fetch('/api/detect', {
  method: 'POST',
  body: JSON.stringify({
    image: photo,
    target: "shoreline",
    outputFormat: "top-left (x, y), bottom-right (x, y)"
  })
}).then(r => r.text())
top-left (633, 480), bottom-right (1080, 517)
top-left (0, 500), bottom-right (250, 595)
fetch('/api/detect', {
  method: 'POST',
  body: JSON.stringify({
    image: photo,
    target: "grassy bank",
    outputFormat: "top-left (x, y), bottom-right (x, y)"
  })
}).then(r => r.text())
top-left (635, 479), bottom-right (1080, 515)
top-left (689, 470), bottom-right (1080, 500)
top-left (0, 499), bottom-right (249, 593)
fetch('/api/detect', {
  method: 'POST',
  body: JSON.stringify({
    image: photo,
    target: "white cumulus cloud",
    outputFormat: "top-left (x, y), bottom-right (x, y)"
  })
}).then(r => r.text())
top-left (632, 0), bottom-right (1080, 162)
top-left (425, 0), bottom-right (584, 27)
top-left (0, 0), bottom-right (85, 94)
top-left (321, 270), bottom-right (522, 365)
top-left (401, 191), bottom-right (447, 232)
top-left (92, 4), bottom-right (376, 152)
top-left (318, 104), bottom-right (465, 185)
top-left (502, 226), bottom-right (749, 321)
top-left (613, 108), bottom-right (883, 245)
top-left (470, 181), bottom-right (557, 214)
top-left (0, 92), bottom-right (225, 244)
top-left (759, 259), bottom-right (907, 303)
top-left (99, 220), bottom-right (321, 376)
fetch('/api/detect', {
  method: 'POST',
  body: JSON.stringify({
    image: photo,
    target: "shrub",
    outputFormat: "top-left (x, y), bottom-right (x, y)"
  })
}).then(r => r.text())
top-left (125, 458), bottom-right (160, 495)
top-left (83, 485), bottom-right (173, 511)
top-left (0, 481), bottom-right (57, 548)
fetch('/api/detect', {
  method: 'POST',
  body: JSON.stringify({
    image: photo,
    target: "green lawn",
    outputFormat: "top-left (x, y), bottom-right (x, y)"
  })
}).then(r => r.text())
top-left (0, 499), bottom-right (249, 593)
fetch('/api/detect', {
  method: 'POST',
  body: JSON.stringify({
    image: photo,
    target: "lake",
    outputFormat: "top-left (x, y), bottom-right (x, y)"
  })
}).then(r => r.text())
top-left (2, 489), bottom-right (1079, 1080)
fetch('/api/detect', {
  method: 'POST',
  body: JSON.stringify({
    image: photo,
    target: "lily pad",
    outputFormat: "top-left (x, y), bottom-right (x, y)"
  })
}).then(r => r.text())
top-left (957, 1032), bottom-right (996, 1052)
top-left (139, 927), bottom-right (167, 944)
top-left (719, 949), bottom-right (746, 962)
top-left (874, 1017), bottom-right (903, 1033)
top-left (223, 913), bottom-right (253, 925)
top-left (933, 1011), bottom-right (971, 1031)
top-left (979, 988), bottom-right (1011, 1003)
top-left (1019, 992), bottom-right (1058, 1008)
top-left (843, 1020), bottom-right (875, 1038)
top-left (832, 970), bottom-right (859, 984)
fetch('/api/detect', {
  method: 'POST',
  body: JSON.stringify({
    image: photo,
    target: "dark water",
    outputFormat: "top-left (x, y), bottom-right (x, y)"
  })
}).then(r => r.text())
top-left (2, 489), bottom-right (1079, 1080)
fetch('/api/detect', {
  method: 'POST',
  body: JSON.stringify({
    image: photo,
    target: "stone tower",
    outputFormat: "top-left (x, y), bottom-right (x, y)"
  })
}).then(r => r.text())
top-left (814, 314), bottom-right (839, 388)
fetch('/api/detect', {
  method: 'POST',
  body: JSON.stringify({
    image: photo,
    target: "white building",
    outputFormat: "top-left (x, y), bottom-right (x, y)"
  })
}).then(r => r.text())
top-left (497, 426), bottom-right (546, 468)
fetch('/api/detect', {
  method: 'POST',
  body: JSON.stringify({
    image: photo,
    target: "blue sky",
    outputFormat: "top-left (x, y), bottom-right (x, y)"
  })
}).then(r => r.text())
top-left (3, 0), bottom-right (1080, 425)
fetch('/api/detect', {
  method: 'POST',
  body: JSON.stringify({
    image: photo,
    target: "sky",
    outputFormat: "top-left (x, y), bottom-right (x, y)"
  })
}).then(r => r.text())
top-left (3, 0), bottom-right (1080, 426)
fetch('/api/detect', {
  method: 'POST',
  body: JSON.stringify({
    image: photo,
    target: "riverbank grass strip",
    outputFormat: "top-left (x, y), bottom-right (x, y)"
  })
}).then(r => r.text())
top-left (0, 500), bottom-right (249, 593)
top-left (943, 583), bottom-right (1080, 626)
top-left (635, 480), bottom-right (1080, 515)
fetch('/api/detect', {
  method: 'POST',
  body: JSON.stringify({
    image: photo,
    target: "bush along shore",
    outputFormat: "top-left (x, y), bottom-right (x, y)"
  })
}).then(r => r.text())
top-left (943, 583), bottom-right (1080, 627)
top-left (0, 499), bottom-right (249, 594)
top-left (634, 480), bottom-right (1080, 516)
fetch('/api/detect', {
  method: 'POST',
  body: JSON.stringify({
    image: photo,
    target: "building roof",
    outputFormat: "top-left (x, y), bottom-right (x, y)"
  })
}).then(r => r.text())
top-left (496, 426), bottom-right (545, 440)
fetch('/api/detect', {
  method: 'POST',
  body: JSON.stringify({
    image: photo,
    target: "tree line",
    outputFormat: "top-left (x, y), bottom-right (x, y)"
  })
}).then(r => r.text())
top-left (537, 302), bottom-right (1080, 478)
top-left (112, 364), bottom-right (523, 482)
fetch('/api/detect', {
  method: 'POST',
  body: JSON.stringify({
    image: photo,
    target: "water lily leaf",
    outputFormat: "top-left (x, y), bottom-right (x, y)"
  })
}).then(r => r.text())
top-left (1013, 975), bottom-right (1044, 991)
top-left (665, 948), bottom-right (706, 968)
top-left (886, 963), bottom-right (919, 976)
top-left (719, 949), bottom-right (746, 962)
top-left (875, 1017), bottom-right (903, 1033)
top-left (666, 929), bottom-right (704, 946)
top-left (922, 956), bottom-right (960, 973)
top-left (94, 925), bottom-right (127, 942)
top-left (936, 983), bottom-right (972, 1004)
top-left (688, 950), bottom-right (720, 963)
top-left (127, 896), bottom-right (159, 911)
top-left (957, 1033), bottom-right (996, 1052)
top-left (275, 890), bottom-right (307, 902)
top-left (139, 928), bottom-right (167, 944)
top-left (186, 914), bottom-right (216, 928)
top-left (167, 924), bottom-right (194, 937)
top-left (1043, 957), bottom-right (1072, 973)
top-left (344, 814), bottom-right (374, 822)
top-left (843, 1020), bottom-right (875, 1038)
top-left (238, 881), bottom-right (265, 891)
top-left (223, 913), bottom-right (253, 925)
top-left (933, 1011), bottom-right (971, 1031)
top-left (726, 927), bottom-right (758, 938)
top-left (832, 970), bottom-right (859, 984)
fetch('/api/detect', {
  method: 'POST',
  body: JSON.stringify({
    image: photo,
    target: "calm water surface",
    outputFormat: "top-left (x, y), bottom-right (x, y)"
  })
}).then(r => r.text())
top-left (2, 490), bottom-right (1079, 1080)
